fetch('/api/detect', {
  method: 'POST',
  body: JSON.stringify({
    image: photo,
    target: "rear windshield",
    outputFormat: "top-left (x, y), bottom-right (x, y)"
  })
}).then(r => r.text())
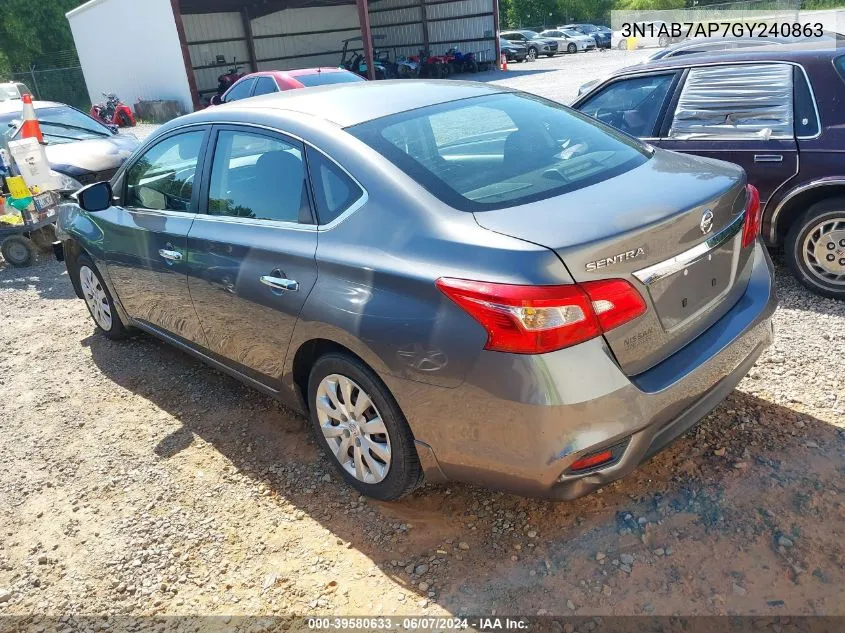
top-left (348, 92), bottom-right (649, 211)
top-left (296, 72), bottom-right (364, 87)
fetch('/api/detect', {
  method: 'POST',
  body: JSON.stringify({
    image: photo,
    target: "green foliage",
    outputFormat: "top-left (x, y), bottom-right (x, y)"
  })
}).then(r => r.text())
top-left (0, 0), bottom-right (85, 73)
top-left (615, 0), bottom-right (684, 9)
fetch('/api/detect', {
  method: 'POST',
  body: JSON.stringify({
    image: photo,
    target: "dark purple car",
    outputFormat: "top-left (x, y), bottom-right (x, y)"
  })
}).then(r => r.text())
top-left (573, 43), bottom-right (845, 299)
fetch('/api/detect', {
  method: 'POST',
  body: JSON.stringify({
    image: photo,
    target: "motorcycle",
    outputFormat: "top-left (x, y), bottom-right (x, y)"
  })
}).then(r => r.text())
top-left (446, 47), bottom-right (478, 74)
top-left (90, 93), bottom-right (135, 128)
top-left (216, 57), bottom-right (246, 99)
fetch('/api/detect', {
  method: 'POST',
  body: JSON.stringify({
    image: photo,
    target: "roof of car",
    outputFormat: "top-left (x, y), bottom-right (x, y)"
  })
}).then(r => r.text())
top-left (194, 80), bottom-right (511, 128)
top-left (244, 67), bottom-right (352, 79)
top-left (613, 40), bottom-right (845, 75)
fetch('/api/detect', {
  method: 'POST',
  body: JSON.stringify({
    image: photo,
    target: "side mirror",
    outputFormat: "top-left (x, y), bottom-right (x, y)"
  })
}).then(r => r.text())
top-left (210, 95), bottom-right (223, 106)
top-left (76, 181), bottom-right (113, 212)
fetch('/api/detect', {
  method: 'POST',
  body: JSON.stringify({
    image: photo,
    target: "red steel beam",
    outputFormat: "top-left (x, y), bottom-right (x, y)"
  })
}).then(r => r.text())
top-left (170, 0), bottom-right (202, 111)
top-left (356, 0), bottom-right (376, 80)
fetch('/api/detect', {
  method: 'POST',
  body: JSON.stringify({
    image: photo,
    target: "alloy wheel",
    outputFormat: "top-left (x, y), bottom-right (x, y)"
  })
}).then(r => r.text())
top-left (316, 374), bottom-right (391, 484)
top-left (79, 265), bottom-right (113, 331)
top-left (801, 216), bottom-right (845, 287)
top-left (527, 47), bottom-right (537, 61)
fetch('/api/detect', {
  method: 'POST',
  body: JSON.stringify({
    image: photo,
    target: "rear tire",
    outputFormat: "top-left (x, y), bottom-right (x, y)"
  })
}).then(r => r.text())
top-left (618, 39), bottom-right (628, 50)
top-left (567, 43), bottom-right (577, 54)
top-left (527, 47), bottom-right (538, 61)
top-left (1, 236), bottom-right (35, 267)
top-left (308, 352), bottom-right (423, 501)
top-left (75, 254), bottom-right (130, 339)
top-left (658, 35), bottom-right (669, 47)
top-left (786, 199), bottom-right (845, 300)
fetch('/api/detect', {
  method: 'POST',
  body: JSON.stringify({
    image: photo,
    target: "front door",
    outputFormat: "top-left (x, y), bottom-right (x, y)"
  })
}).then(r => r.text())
top-left (654, 63), bottom-right (799, 207)
top-left (186, 126), bottom-right (318, 385)
top-left (99, 127), bottom-right (209, 345)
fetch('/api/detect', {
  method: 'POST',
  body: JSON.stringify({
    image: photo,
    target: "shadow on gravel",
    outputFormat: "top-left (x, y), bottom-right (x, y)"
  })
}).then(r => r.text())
top-left (0, 259), bottom-right (76, 301)
top-left (83, 326), bottom-right (845, 614)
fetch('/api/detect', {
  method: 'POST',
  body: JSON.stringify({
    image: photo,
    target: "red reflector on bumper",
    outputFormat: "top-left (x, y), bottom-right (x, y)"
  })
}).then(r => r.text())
top-left (570, 449), bottom-right (614, 472)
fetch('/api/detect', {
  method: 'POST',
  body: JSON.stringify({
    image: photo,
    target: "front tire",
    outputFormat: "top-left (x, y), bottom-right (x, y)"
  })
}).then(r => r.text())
top-left (658, 35), bottom-right (669, 47)
top-left (308, 353), bottom-right (422, 501)
top-left (617, 39), bottom-right (628, 50)
top-left (786, 199), bottom-right (845, 300)
top-left (76, 254), bottom-right (130, 339)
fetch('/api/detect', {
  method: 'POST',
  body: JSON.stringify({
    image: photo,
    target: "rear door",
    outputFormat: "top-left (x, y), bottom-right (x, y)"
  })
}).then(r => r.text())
top-left (655, 63), bottom-right (798, 208)
top-left (100, 127), bottom-right (209, 345)
top-left (186, 125), bottom-right (318, 385)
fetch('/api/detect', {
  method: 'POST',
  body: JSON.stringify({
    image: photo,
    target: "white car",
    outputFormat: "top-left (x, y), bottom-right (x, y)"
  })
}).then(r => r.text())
top-left (539, 29), bottom-right (596, 53)
top-left (612, 20), bottom-right (672, 50)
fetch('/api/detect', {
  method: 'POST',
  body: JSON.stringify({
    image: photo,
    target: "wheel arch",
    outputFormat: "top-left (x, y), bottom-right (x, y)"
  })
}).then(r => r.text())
top-left (288, 337), bottom-right (389, 414)
top-left (769, 181), bottom-right (845, 245)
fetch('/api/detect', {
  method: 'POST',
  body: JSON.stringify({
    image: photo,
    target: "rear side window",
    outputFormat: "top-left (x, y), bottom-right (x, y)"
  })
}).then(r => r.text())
top-left (252, 76), bottom-right (278, 97)
top-left (669, 64), bottom-right (794, 140)
top-left (349, 92), bottom-right (649, 212)
top-left (578, 73), bottom-right (677, 137)
top-left (296, 72), bottom-right (364, 87)
top-left (307, 149), bottom-right (364, 225)
top-left (207, 130), bottom-right (311, 223)
top-left (794, 66), bottom-right (820, 138)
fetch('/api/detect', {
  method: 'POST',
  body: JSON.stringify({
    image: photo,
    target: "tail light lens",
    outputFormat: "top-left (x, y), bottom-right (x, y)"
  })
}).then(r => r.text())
top-left (741, 184), bottom-right (762, 248)
top-left (436, 277), bottom-right (646, 354)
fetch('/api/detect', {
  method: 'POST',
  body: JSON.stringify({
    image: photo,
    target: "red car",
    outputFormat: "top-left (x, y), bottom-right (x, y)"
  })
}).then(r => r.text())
top-left (211, 68), bottom-right (365, 105)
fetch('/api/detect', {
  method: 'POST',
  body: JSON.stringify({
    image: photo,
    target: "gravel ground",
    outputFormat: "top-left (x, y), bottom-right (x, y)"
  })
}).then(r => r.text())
top-left (1, 49), bottom-right (844, 621)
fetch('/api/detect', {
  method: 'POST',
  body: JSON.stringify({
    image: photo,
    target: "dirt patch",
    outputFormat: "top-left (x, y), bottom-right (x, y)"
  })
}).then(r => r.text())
top-left (0, 258), bottom-right (843, 617)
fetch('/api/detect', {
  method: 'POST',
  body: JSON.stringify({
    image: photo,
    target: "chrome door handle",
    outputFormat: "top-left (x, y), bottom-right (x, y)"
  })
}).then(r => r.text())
top-left (158, 249), bottom-right (183, 261)
top-left (754, 154), bottom-right (783, 163)
top-left (260, 275), bottom-right (299, 292)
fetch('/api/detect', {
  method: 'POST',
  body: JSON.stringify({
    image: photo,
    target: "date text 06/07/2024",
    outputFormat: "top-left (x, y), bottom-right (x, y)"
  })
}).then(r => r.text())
top-left (620, 21), bottom-right (824, 39)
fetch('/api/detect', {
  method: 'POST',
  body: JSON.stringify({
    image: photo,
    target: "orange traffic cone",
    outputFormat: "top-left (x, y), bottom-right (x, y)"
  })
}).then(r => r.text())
top-left (501, 53), bottom-right (508, 71)
top-left (20, 94), bottom-right (44, 143)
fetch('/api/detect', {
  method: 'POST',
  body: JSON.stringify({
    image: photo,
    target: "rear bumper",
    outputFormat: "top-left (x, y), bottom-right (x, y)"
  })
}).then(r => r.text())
top-left (388, 243), bottom-right (777, 499)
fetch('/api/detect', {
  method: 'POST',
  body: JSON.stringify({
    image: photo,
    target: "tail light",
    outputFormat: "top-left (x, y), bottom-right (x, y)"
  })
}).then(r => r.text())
top-left (741, 184), bottom-right (762, 248)
top-left (436, 277), bottom-right (646, 354)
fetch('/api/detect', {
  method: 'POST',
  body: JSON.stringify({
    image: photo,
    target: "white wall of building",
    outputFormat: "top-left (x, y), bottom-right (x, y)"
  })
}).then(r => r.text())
top-left (67, 0), bottom-right (194, 114)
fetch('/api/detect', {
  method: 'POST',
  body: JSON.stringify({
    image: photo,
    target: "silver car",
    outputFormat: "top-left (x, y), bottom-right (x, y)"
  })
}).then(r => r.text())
top-left (58, 81), bottom-right (776, 501)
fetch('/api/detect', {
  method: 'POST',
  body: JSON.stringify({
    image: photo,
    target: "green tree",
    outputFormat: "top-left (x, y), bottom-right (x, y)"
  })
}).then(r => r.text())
top-left (0, 0), bottom-right (85, 73)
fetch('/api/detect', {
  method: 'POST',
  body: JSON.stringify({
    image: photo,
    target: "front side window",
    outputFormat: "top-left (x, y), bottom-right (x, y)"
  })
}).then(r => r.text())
top-left (125, 131), bottom-right (205, 211)
top-left (349, 92), bottom-right (649, 212)
top-left (668, 64), bottom-right (794, 140)
top-left (578, 73), bottom-right (677, 137)
top-left (224, 78), bottom-right (255, 102)
top-left (208, 130), bottom-right (310, 223)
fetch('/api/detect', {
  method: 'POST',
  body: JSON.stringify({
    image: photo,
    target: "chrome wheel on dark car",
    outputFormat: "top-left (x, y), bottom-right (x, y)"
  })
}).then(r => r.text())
top-left (527, 47), bottom-right (537, 61)
top-left (787, 201), bottom-right (845, 299)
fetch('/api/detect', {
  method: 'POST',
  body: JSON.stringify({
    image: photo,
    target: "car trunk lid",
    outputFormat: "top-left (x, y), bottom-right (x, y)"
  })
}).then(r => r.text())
top-left (472, 149), bottom-right (753, 375)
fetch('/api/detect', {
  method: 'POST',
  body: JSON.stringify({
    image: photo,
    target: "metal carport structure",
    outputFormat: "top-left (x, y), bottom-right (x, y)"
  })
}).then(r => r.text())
top-left (173, 0), bottom-right (501, 109)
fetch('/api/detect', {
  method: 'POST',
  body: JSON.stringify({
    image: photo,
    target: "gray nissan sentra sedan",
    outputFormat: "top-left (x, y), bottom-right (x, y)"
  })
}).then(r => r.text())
top-left (57, 80), bottom-right (777, 501)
